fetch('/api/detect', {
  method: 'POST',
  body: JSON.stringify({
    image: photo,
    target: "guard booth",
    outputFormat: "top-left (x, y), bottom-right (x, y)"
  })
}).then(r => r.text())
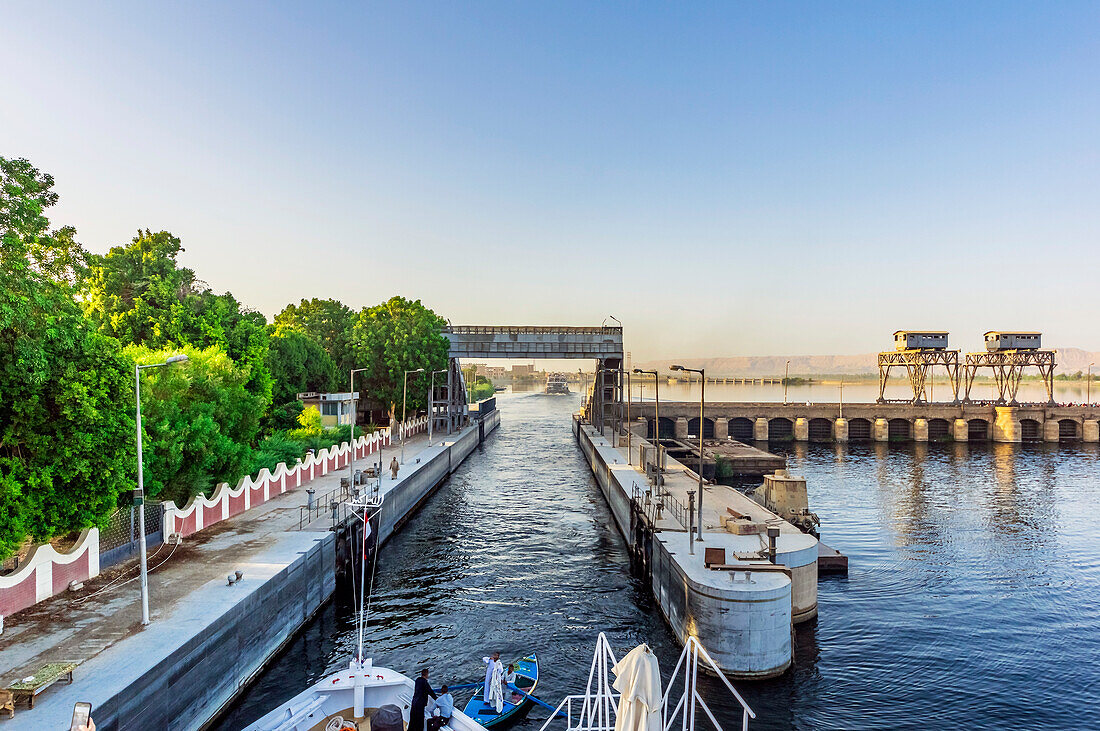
top-left (984, 332), bottom-right (1042, 351)
top-left (895, 331), bottom-right (949, 350)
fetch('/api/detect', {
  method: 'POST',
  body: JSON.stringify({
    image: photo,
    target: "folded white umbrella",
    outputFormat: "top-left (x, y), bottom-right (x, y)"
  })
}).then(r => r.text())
top-left (612, 644), bottom-right (663, 731)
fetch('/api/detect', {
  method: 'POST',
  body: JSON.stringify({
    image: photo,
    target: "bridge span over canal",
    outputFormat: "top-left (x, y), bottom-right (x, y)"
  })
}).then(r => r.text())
top-left (443, 324), bottom-right (624, 360)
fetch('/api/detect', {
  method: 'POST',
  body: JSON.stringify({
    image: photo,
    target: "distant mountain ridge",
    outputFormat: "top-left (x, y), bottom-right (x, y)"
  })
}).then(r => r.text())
top-left (633, 347), bottom-right (1100, 377)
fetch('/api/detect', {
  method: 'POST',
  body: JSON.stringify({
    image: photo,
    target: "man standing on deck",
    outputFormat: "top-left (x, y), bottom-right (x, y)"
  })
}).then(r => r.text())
top-left (483, 652), bottom-right (504, 711)
top-left (410, 668), bottom-right (437, 731)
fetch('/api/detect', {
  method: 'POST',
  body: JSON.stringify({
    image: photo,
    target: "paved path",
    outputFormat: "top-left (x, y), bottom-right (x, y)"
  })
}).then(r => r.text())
top-left (0, 430), bottom-right (434, 728)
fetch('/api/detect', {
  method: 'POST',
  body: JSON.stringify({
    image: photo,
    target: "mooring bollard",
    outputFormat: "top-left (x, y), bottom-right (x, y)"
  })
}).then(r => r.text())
top-left (306, 488), bottom-right (316, 512)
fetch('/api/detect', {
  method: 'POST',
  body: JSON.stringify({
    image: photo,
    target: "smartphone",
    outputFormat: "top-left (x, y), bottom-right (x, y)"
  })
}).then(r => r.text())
top-left (70, 701), bottom-right (91, 731)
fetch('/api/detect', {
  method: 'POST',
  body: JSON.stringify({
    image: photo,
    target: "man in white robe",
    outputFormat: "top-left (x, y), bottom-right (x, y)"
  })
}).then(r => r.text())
top-left (482, 652), bottom-right (504, 712)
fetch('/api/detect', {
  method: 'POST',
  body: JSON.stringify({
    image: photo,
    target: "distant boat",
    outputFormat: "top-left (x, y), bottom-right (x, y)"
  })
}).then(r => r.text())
top-left (463, 655), bottom-right (539, 728)
top-left (545, 375), bottom-right (570, 395)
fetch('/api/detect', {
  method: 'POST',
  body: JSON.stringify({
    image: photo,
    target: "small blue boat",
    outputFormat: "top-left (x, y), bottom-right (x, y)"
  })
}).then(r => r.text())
top-left (462, 654), bottom-right (539, 728)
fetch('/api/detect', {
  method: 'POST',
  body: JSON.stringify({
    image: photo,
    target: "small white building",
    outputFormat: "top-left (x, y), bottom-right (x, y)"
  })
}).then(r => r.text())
top-left (297, 392), bottom-right (359, 427)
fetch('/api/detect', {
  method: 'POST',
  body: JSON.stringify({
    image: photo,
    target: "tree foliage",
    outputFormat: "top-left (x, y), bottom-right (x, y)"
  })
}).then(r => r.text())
top-left (83, 230), bottom-right (273, 407)
top-left (349, 297), bottom-right (449, 416)
top-left (267, 329), bottom-right (338, 406)
top-left (273, 298), bottom-right (354, 373)
top-left (0, 156), bottom-right (135, 559)
top-left (127, 344), bottom-right (264, 505)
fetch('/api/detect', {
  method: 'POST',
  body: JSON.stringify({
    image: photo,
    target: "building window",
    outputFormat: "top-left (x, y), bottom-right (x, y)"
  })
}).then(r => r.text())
top-left (321, 403), bottom-right (339, 416)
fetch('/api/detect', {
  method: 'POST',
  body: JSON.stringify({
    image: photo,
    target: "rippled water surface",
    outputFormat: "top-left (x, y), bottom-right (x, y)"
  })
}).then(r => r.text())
top-left (214, 392), bottom-right (1100, 730)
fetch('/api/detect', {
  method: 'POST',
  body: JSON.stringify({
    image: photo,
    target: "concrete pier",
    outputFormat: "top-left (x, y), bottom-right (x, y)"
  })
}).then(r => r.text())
top-left (0, 411), bottom-right (499, 731)
top-left (574, 417), bottom-right (817, 679)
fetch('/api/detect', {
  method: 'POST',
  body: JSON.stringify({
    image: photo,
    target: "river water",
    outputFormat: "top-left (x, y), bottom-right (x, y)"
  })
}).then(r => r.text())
top-left (213, 390), bottom-right (1100, 730)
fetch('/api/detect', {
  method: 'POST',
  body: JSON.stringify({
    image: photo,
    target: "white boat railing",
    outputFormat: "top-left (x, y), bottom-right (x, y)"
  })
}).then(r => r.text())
top-left (539, 634), bottom-right (756, 731)
top-left (538, 633), bottom-right (620, 731)
top-left (663, 636), bottom-right (756, 731)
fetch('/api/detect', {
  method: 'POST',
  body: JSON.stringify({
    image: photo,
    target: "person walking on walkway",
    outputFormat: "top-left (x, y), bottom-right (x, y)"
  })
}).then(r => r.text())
top-left (390, 456), bottom-right (400, 479)
top-left (410, 668), bottom-right (437, 731)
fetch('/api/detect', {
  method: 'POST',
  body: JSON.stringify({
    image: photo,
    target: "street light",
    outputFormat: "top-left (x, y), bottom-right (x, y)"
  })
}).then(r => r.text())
top-left (783, 360), bottom-right (791, 405)
top-left (348, 367), bottom-right (369, 495)
top-left (401, 368), bottom-right (425, 463)
top-left (633, 369), bottom-right (661, 498)
top-left (135, 352), bottom-right (189, 625)
top-left (671, 364), bottom-right (705, 544)
top-left (1088, 363), bottom-right (1095, 406)
top-left (428, 369), bottom-right (448, 446)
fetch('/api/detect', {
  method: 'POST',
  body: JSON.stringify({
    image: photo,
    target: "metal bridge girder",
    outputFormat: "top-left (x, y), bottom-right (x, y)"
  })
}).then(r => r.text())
top-left (878, 350), bottom-right (961, 404)
top-left (962, 350), bottom-right (1056, 404)
top-left (443, 325), bottom-right (624, 360)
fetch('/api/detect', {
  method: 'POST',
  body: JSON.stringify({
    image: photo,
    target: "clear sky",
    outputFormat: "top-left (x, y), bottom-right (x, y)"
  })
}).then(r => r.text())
top-left (2, 2), bottom-right (1098, 360)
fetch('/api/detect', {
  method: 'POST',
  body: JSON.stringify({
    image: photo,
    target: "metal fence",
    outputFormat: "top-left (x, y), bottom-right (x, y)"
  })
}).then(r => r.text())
top-left (99, 503), bottom-right (165, 569)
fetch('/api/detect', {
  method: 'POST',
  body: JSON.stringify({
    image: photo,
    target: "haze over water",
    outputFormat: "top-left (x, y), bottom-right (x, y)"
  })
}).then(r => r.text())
top-left (215, 391), bottom-right (1100, 730)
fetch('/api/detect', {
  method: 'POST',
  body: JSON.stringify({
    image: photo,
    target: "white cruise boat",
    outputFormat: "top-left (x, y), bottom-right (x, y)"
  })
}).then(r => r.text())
top-left (242, 657), bottom-right (485, 731)
top-left (545, 374), bottom-right (570, 394)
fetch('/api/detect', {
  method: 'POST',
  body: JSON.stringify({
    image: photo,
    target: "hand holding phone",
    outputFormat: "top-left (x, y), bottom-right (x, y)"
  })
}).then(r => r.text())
top-left (70, 702), bottom-right (92, 731)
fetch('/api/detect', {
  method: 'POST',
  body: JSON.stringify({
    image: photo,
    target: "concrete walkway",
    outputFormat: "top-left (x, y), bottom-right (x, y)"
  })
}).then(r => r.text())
top-left (0, 430), bottom-right (434, 729)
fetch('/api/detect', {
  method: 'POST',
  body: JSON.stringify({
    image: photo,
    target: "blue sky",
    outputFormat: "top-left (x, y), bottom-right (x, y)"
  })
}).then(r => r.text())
top-left (2, 2), bottom-right (1098, 359)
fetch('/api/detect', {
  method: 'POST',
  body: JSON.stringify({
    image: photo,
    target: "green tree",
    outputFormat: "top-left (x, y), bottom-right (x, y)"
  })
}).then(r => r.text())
top-left (273, 298), bottom-right (354, 372)
top-left (348, 297), bottom-right (449, 417)
top-left (83, 230), bottom-right (273, 407)
top-left (127, 344), bottom-right (264, 505)
top-left (267, 329), bottom-right (338, 406)
top-left (0, 156), bottom-right (135, 559)
top-left (265, 330), bottom-right (337, 430)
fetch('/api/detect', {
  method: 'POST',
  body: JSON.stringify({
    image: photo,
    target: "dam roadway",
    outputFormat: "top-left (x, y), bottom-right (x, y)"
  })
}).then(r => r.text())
top-left (622, 401), bottom-right (1100, 443)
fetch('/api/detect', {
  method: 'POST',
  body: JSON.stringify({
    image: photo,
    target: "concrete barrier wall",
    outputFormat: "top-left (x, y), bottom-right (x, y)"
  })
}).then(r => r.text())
top-left (0, 419), bottom-right (436, 619)
top-left (92, 534), bottom-right (336, 731)
top-left (0, 529), bottom-right (100, 616)
top-left (162, 426), bottom-right (402, 538)
top-left (573, 418), bottom-right (794, 679)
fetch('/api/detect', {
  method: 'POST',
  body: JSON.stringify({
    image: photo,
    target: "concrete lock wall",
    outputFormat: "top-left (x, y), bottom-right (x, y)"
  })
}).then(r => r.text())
top-left (92, 534), bottom-right (336, 731)
top-left (65, 414), bottom-right (500, 731)
top-left (650, 538), bottom-right (793, 679)
top-left (573, 419), bottom-right (795, 679)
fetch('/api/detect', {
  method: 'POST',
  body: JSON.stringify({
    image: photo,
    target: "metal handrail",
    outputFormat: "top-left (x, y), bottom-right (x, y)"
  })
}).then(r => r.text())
top-left (298, 482), bottom-right (351, 529)
top-left (662, 490), bottom-right (690, 530)
top-left (539, 633), bottom-right (756, 731)
top-left (663, 636), bottom-right (755, 731)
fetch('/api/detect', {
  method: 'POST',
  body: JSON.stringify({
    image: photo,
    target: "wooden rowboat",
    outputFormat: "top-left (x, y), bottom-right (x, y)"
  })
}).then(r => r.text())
top-left (461, 655), bottom-right (539, 728)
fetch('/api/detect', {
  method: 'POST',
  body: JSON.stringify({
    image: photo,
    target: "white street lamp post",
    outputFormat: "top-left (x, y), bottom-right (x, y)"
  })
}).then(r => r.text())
top-left (135, 353), bottom-right (188, 625)
top-left (783, 360), bottom-right (791, 405)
